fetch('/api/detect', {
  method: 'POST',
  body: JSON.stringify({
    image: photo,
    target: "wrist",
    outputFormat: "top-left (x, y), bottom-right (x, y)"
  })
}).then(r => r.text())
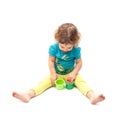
top-left (50, 72), bottom-right (56, 76)
top-left (71, 70), bottom-right (77, 76)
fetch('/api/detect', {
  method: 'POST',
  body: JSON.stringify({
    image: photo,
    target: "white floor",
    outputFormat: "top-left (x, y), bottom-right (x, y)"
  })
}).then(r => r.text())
top-left (0, 0), bottom-right (120, 125)
top-left (0, 77), bottom-right (120, 125)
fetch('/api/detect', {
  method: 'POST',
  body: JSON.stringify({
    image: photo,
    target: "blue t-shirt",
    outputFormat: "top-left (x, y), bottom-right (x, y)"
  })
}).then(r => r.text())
top-left (48, 43), bottom-right (81, 75)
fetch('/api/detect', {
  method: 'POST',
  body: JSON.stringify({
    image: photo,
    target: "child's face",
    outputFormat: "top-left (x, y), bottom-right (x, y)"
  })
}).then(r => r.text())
top-left (59, 43), bottom-right (73, 53)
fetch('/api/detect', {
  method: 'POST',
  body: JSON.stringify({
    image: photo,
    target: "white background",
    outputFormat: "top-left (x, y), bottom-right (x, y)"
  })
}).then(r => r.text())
top-left (0, 0), bottom-right (120, 124)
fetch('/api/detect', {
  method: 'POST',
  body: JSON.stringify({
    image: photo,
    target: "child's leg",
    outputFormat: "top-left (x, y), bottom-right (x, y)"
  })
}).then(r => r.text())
top-left (75, 74), bottom-right (105, 104)
top-left (13, 75), bottom-right (52, 103)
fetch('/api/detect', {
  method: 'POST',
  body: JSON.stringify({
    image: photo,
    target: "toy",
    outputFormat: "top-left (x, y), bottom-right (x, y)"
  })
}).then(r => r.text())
top-left (65, 81), bottom-right (74, 90)
top-left (55, 78), bottom-right (75, 90)
top-left (55, 78), bottom-right (65, 90)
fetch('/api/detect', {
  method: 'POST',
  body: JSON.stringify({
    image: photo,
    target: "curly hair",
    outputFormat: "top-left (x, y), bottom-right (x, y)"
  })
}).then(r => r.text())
top-left (54, 23), bottom-right (81, 47)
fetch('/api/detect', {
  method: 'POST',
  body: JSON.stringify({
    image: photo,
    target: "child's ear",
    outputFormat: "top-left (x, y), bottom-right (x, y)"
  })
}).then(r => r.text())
top-left (74, 43), bottom-right (78, 48)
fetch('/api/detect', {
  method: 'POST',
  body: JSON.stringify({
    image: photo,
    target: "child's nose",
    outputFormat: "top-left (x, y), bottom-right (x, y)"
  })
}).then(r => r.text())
top-left (64, 49), bottom-right (68, 52)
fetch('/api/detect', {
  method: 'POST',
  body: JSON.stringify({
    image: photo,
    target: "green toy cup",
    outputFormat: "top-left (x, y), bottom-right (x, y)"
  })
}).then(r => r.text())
top-left (66, 82), bottom-right (74, 90)
top-left (55, 78), bottom-right (65, 90)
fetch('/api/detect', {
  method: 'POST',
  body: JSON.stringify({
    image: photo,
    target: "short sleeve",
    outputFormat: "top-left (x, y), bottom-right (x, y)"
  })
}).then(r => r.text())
top-left (48, 44), bottom-right (57, 57)
top-left (74, 47), bottom-right (81, 59)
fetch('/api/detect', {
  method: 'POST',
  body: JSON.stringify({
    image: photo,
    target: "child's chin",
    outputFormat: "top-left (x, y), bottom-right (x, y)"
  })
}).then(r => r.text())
top-left (62, 51), bottom-right (68, 53)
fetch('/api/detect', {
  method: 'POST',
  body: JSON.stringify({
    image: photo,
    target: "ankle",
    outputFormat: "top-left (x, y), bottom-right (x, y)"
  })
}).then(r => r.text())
top-left (86, 90), bottom-right (96, 100)
top-left (27, 89), bottom-right (35, 98)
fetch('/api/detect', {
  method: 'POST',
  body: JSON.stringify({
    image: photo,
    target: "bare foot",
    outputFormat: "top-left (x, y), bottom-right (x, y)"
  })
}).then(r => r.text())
top-left (90, 94), bottom-right (105, 105)
top-left (12, 92), bottom-right (31, 103)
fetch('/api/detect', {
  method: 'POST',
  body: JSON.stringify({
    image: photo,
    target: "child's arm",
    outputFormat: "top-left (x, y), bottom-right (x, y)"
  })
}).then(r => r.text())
top-left (67, 58), bottom-right (82, 82)
top-left (73, 58), bottom-right (82, 75)
top-left (48, 55), bottom-right (57, 85)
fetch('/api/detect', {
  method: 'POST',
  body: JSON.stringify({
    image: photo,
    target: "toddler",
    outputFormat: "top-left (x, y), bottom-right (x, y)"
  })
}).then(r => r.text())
top-left (12, 23), bottom-right (105, 104)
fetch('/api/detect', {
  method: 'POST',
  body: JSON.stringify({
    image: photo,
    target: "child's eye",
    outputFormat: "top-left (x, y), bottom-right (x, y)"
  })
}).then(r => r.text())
top-left (61, 46), bottom-right (64, 48)
top-left (68, 47), bottom-right (72, 49)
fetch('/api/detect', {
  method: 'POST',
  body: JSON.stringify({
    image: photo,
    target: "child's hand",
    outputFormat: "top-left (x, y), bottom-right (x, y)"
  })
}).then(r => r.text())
top-left (50, 74), bottom-right (57, 86)
top-left (67, 72), bottom-right (76, 83)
